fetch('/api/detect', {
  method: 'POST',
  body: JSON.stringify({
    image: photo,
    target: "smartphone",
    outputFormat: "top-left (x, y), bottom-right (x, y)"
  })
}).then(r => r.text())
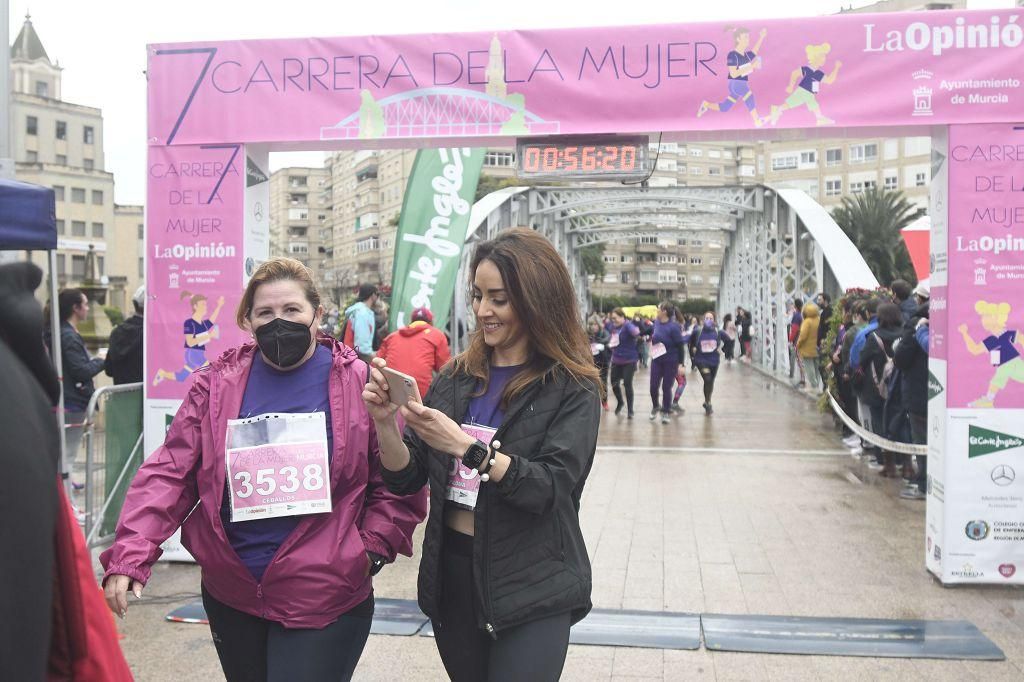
top-left (381, 367), bottom-right (422, 407)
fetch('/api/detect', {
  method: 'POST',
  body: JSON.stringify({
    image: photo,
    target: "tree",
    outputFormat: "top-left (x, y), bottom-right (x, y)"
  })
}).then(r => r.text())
top-left (580, 243), bottom-right (606, 279)
top-left (474, 175), bottom-right (527, 203)
top-left (830, 188), bottom-right (923, 287)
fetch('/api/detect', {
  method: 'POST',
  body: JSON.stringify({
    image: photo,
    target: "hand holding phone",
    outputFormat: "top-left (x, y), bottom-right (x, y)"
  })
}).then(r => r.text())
top-left (381, 367), bottom-right (422, 407)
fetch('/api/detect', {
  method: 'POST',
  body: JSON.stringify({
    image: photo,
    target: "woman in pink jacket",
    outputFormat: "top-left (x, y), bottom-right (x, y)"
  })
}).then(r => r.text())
top-left (100, 258), bottom-right (426, 681)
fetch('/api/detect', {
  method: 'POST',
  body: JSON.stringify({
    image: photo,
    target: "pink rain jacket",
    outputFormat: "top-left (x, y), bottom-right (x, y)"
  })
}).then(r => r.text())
top-left (100, 337), bottom-right (427, 628)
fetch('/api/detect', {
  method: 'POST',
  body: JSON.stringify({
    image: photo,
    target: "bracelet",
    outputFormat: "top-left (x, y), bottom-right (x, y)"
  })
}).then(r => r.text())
top-left (479, 458), bottom-right (496, 482)
top-left (479, 438), bottom-right (500, 482)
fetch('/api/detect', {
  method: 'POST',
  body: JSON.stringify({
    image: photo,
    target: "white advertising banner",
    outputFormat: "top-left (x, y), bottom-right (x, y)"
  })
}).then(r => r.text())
top-left (930, 123), bottom-right (1024, 585)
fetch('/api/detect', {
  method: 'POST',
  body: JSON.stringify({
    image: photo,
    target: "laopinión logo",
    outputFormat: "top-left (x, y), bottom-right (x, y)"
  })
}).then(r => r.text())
top-left (968, 425), bottom-right (1024, 458)
top-left (965, 519), bottom-right (990, 541)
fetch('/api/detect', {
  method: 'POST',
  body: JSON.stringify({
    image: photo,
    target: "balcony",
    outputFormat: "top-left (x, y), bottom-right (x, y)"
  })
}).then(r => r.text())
top-left (635, 242), bottom-right (662, 253)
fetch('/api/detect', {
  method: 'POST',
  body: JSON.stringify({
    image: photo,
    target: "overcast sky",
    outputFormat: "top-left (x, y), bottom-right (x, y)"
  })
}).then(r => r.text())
top-left (8, 0), bottom-right (1015, 205)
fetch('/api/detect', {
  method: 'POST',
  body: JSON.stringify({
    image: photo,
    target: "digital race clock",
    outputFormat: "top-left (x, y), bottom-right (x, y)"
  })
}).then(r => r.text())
top-left (516, 135), bottom-right (652, 182)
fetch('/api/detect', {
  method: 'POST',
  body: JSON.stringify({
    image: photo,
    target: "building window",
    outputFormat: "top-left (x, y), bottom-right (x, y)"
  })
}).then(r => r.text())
top-left (800, 151), bottom-right (817, 165)
top-left (71, 188), bottom-right (86, 203)
top-left (92, 190), bottom-right (104, 205)
top-left (484, 151), bottom-right (515, 167)
top-left (690, 256), bottom-right (702, 265)
top-left (851, 181), bottom-right (864, 194)
top-left (92, 222), bottom-right (104, 238)
top-left (137, 224), bottom-right (144, 240)
top-left (83, 126), bottom-right (95, 144)
top-left (916, 172), bottom-right (927, 187)
top-left (356, 237), bottom-right (379, 253)
top-left (97, 256), bottom-right (105, 276)
top-left (72, 220), bottom-right (86, 236)
top-left (689, 148), bottom-right (703, 157)
top-left (35, 81), bottom-right (49, 97)
top-left (56, 154), bottom-right (67, 165)
top-left (289, 176), bottom-right (308, 187)
top-left (638, 236), bottom-right (658, 245)
top-left (690, 166), bottom-right (704, 175)
top-left (56, 121), bottom-right (67, 140)
top-left (83, 159), bottom-right (94, 170)
top-left (884, 175), bottom-right (898, 191)
top-left (26, 116), bottom-right (38, 135)
top-left (26, 150), bottom-right (38, 162)
top-left (825, 179), bottom-right (843, 196)
top-left (849, 143), bottom-right (878, 164)
top-left (53, 185), bottom-right (65, 201)
top-left (603, 254), bottom-right (618, 264)
top-left (72, 255), bottom-right (86, 278)
top-left (138, 258), bottom-right (145, 277)
top-left (826, 148), bottom-right (842, 166)
top-left (620, 272), bottom-right (631, 284)
top-left (56, 254), bottom-right (65, 276)
top-left (708, 167), bottom-right (722, 176)
top-left (56, 219), bottom-right (65, 235)
top-left (639, 271), bottom-right (658, 282)
top-left (864, 180), bottom-right (877, 191)
top-left (771, 154), bottom-right (798, 171)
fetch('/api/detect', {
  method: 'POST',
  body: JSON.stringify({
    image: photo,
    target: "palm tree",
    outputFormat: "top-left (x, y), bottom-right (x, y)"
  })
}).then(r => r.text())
top-left (831, 188), bottom-right (923, 286)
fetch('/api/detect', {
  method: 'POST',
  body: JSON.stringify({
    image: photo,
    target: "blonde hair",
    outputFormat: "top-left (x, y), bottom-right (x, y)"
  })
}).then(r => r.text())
top-left (975, 300), bottom-right (1011, 326)
top-left (236, 257), bottom-right (321, 329)
top-left (805, 42), bottom-right (831, 62)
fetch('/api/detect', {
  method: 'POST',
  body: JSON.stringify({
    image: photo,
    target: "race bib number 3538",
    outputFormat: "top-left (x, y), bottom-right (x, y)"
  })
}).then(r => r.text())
top-left (225, 412), bottom-right (332, 522)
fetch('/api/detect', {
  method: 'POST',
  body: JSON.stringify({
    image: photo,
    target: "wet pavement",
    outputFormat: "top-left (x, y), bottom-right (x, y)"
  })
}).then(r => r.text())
top-left (105, 361), bottom-right (1024, 680)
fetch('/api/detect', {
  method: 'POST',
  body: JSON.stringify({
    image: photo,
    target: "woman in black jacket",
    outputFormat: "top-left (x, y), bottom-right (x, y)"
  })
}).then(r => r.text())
top-left (859, 302), bottom-right (904, 478)
top-left (363, 229), bottom-right (602, 682)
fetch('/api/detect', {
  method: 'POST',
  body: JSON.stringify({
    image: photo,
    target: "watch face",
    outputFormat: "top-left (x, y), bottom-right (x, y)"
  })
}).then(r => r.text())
top-left (464, 441), bottom-right (488, 469)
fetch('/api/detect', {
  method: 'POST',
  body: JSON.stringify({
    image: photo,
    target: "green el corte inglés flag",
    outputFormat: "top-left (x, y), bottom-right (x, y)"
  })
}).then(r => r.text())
top-left (389, 148), bottom-right (485, 334)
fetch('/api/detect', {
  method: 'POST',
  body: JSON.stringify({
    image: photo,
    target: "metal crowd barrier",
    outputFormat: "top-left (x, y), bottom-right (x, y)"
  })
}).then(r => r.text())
top-left (77, 383), bottom-right (145, 548)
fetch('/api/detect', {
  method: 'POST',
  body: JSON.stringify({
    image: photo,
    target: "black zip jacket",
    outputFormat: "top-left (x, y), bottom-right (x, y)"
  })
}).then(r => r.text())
top-left (105, 314), bottom-right (144, 384)
top-left (381, 363), bottom-right (601, 635)
top-left (893, 322), bottom-right (929, 417)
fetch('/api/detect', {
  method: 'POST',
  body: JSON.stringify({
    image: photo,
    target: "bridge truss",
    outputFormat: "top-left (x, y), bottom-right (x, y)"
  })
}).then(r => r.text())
top-left (454, 185), bottom-right (878, 380)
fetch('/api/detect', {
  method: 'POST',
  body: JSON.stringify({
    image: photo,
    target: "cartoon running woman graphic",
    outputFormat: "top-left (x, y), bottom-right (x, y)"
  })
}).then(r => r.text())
top-left (152, 291), bottom-right (225, 386)
top-left (698, 27), bottom-right (768, 127)
top-left (959, 300), bottom-right (1024, 408)
top-left (769, 43), bottom-right (842, 126)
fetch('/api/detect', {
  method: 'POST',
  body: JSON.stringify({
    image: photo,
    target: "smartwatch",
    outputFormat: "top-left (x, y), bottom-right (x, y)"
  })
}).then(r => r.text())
top-left (462, 439), bottom-right (490, 471)
top-left (367, 552), bottom-right (387, 576)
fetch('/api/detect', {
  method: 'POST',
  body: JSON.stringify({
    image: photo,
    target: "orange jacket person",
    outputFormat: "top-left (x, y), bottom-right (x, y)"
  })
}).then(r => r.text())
top-left (376, 307), bottom-right (451, 396)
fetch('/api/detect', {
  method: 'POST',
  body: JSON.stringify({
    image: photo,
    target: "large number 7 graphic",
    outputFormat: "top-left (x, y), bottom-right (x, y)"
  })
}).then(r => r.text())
top-left (153, 47), bottom-right (218, 145)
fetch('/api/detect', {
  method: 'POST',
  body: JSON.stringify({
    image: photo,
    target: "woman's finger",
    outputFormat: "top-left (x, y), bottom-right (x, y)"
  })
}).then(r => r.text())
top-left (132, 581), bottom-right (144, 599)
top-left (369, 367), bottom-right (389, 390)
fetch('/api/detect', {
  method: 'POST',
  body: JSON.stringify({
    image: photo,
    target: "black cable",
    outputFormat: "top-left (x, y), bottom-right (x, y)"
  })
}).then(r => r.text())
top-left (621, 131), bottom-right (663, 188)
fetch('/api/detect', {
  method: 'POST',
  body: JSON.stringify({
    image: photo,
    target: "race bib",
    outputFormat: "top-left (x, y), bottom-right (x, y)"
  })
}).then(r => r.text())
top-left (608, 334), bottom-right (620, 349)
top-left (700, 339), bottom-right (718, 353)
top-left (651, 342), bottom-right (667, 359)
top-left (446, 424), bottom-right (498, 511)
top-left (225, 412), bottom-right (332, 522)
top-left (590, 343), bottom-right (604, 355)
top-left (812, 80), bottom-right (820, 93)
top-left (991, 349), bottom-right (1001, 366)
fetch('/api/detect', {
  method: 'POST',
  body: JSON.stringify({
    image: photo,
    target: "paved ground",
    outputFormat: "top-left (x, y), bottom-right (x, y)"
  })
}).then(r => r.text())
top-left (102, 361), bottom-right (1024, 680)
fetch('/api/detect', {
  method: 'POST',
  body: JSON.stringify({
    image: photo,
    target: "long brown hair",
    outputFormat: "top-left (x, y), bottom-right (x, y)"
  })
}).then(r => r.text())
top-left (453, 228), bottom-right (600, 404)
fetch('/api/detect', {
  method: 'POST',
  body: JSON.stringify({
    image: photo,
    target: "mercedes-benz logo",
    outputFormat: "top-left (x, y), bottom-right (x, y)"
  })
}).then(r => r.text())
top-left (254, 202), bottom-right (264, 221)
top-left (991, 464), bottom-right (1016, 487)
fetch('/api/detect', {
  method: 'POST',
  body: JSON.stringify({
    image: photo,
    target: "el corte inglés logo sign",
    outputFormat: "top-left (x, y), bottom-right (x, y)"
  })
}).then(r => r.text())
top-left (968, 425), bottom-right (1024, 458)
top-left (927, 370), bottom-right (944, 401)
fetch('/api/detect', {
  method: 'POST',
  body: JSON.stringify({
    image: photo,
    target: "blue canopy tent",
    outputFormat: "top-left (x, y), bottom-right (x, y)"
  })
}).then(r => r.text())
top-left (0, 178), bottom-right (70, 485)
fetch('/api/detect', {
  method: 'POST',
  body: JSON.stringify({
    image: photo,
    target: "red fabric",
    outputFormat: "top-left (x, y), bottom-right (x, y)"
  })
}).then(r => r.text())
top-left (901, 227), bottom-right (930, 283)
top-left (375, 322), bottom-right (451, 396)
top-left (49, 483), bottom-right (133, 681)
top-left (99, 337), bottom-right (427, 629)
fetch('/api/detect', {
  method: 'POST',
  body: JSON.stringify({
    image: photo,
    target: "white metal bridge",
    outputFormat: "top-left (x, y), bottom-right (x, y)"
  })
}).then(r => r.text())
top-left (453, 185), bottom-right (879, 382)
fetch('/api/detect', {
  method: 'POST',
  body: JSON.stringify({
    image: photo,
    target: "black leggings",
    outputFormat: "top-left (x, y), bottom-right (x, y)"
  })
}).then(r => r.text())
top-left (696, 363), bottom-right (719, 403)
top-left (201, 584), bottom-right (372, 682)
top-left (433, 528), bottom-right (571, 682)
top-left (610, 362), bottom-right (637, 413)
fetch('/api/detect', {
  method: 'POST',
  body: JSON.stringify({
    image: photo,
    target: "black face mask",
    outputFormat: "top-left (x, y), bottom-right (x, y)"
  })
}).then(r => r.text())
top-left (254, 317), bottom-right (315, 368)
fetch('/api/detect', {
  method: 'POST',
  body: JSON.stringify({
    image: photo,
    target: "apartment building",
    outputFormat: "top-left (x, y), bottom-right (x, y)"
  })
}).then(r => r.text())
top-left (10, 15), bottom-right (137, 314)
top-left (268, 166), bottom-right (331, 286)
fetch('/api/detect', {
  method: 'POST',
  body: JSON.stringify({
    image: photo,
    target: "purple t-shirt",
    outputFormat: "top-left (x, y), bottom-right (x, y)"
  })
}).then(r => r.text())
top-left (464, 364), bottom-right (523, 429)
top-left (727, 50), bottom-right (756, 81)
top-left (220, 344), bottom-right (333, 581)
top-left (983, 331), bottom-right (1020, 365)
top-left (799, 66), bottom-right (825, 93)
top-left (184, 318), bottom-right (214, 349)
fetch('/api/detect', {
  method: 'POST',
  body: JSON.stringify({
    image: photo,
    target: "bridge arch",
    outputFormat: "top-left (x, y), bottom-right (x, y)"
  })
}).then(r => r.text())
top-left (453, 185), bottom-right (879, 382)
